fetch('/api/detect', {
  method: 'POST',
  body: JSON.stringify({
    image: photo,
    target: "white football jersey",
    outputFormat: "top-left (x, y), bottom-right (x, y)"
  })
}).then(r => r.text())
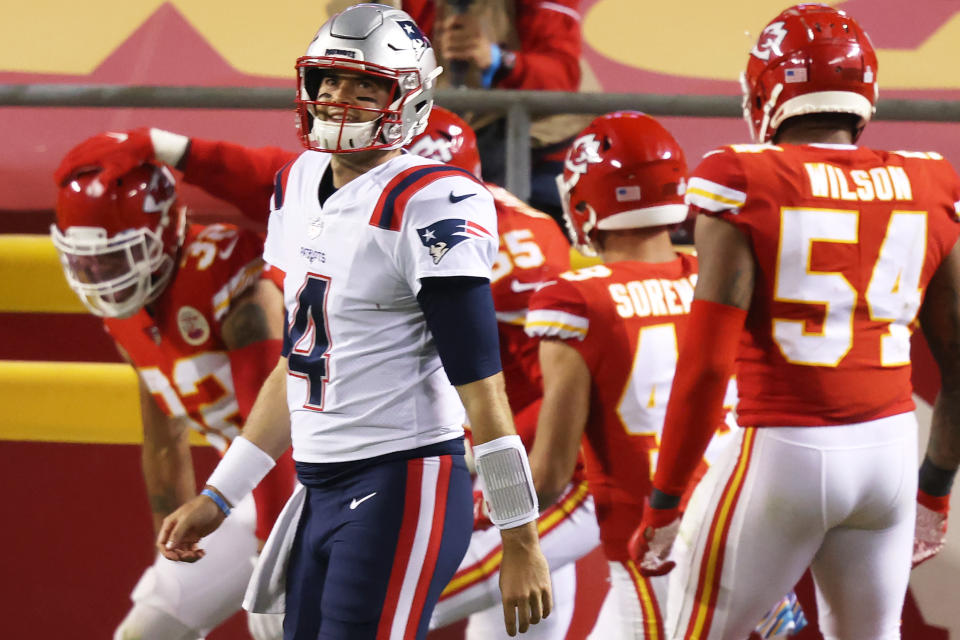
top-left (264, 151), bottom-right (498, 463)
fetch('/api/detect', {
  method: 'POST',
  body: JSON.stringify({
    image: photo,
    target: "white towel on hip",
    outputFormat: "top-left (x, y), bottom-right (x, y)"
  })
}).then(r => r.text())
top-left (243, 482), bottom-right (306, 614)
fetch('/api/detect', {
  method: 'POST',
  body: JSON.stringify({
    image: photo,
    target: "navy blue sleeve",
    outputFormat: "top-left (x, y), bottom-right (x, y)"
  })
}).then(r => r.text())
top-left (417, 276), bottom-right (503, 386)
top-left (281, 308), bottom-right (291, 357)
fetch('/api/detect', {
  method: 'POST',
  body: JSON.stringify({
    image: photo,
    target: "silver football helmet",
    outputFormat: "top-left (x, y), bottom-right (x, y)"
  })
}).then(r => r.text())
top-left (296, 3), bottom-right (441, 153)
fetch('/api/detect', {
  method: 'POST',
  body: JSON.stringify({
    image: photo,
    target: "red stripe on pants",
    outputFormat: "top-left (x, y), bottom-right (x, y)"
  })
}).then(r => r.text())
top-left (404, 456), bottom-right (452, 638)
top-left (376, 458), bottom-right (425, 640)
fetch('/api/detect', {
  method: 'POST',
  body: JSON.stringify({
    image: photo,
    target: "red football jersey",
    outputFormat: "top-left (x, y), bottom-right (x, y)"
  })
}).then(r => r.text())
top-left (687, 143), bottom-right (960, 427)
top-left (526, 255), bottom-right (731, 560)
top-left (104, 223), bottom-right (266, 452)
top-left (487, 184), bottom-right (570, 424)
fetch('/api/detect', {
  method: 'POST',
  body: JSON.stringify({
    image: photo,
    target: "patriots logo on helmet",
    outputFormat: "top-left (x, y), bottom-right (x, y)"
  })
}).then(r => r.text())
top-left (418, 218), bottom-right (492, 264)
top-left (397, 20), bottom-right (429, 60)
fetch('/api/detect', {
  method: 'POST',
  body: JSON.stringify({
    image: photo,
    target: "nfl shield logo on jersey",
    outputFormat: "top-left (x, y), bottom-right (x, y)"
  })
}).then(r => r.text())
top-left (418, 219), bottom-right (493, 264)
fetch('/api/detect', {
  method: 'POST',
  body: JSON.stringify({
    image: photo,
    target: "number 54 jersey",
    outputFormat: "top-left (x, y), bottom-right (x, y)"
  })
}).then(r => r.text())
top-left (265, 152), bottom-right (498, 464)
top-left (687, 143), bottom-right (960, 427)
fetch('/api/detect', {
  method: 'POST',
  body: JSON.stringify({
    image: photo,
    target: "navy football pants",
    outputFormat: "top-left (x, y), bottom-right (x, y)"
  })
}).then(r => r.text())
top-left (284, 452), bottom-right (473, 640)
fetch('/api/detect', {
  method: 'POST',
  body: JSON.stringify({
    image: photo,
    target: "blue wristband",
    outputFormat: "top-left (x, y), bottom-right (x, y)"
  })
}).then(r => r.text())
top-left (201, 488), bottom-right (232, 517)
top-left (481, 44), bottom-right (502, 88)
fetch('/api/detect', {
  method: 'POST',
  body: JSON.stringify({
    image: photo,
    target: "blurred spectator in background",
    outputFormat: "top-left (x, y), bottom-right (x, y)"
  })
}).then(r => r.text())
top-left (329, 0), bottom-right (591, 228)
top-left (428, 0), bottom-right (591, 226)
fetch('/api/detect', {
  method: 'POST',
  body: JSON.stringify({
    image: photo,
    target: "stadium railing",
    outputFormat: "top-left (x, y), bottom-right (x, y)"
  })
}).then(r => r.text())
top-left (3, 84), bottom-right (960, 201)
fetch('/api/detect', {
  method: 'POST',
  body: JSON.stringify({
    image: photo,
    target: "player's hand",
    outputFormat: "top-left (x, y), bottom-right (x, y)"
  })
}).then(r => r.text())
top-left (437, 14), bottom-right (494, 70)
top-left (156, 493), bottom-right (226, 562)
top-left (498, 522), bottom-right (552, 636)
top-left (627, 498), bottom-right (681, 577)
top-left (913, 489), bottom-right (950, 568)
top-left (54, 128), bottom-right (155, 187)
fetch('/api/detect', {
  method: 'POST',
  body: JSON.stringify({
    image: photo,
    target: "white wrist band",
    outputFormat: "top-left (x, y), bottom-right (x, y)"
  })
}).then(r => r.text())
top-left (473, 434), bottom-right (539, 529)
top-left (206, 436), bottom-right (276, 509)
top-left (150, 128), bottom-right (190, 167)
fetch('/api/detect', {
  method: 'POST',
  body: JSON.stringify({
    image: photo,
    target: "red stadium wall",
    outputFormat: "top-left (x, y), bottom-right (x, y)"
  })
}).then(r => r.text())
top-left (0, 441), bottom-right (255, 638)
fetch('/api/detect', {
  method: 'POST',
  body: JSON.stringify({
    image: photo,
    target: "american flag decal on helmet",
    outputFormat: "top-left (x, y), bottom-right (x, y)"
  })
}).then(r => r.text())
top-left (418, 219), bottom-right (492, 264)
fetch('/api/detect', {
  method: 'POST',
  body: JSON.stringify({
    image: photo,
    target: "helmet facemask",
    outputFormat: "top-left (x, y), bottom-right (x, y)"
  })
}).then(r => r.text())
top-left (51, 224), bottom-right (176, 318)
top-left (556, 171), bottom-right (598, 257)
top-left (296, 57), bottom-right (440, 153)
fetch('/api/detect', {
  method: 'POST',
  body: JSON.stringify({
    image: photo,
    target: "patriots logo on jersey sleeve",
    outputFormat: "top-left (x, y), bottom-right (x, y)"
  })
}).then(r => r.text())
top-left (418, 219), bottom-right (493, 264)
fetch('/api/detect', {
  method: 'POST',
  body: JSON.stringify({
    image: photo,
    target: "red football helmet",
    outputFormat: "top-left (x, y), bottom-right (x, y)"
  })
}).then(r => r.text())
top-left (51, 162), bottom-right (186, 318)
top-left (742, 3), bottom-right (878, 143)
top-left (406, 106), bottom-right (482, 178)
top-left (558, 111), bottom-right (688, 256)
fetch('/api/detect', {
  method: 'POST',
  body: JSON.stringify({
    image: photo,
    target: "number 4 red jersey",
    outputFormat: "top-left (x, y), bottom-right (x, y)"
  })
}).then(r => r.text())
top-left (103, 223), bottom-right (266, 451)
top-left (687, 143), bottom-right (960, 427)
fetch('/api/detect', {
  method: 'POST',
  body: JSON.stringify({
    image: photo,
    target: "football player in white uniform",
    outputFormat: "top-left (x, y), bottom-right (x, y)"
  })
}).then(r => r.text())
top-left (155, 5), bottom-right (552, 639)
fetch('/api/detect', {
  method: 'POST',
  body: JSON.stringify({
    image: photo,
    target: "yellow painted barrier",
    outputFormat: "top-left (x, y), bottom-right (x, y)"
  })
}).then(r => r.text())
top-left (0, 360), bottom-right (208, 446)
top-left (1, 235), bottom-right (680, 312)
top-left (0, 234), bottom-right (86, 313)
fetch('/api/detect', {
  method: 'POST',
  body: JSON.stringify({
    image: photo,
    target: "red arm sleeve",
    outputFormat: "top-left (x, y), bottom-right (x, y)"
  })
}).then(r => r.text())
top-left (182, 139), bottom-right (298, 224)
top-left (653, 300), bottom-right (746, 497)
top-left (497, 0), bottom-right (582, 90)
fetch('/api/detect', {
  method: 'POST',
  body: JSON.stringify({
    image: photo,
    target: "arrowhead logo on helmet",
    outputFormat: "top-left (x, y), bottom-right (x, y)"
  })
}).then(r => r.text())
top-left (405, 106), bottom-right (483, 178)
top-left (750, 21), bottom-right (788, 62)
top-left (559, 112), bottom-right (688, 256)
